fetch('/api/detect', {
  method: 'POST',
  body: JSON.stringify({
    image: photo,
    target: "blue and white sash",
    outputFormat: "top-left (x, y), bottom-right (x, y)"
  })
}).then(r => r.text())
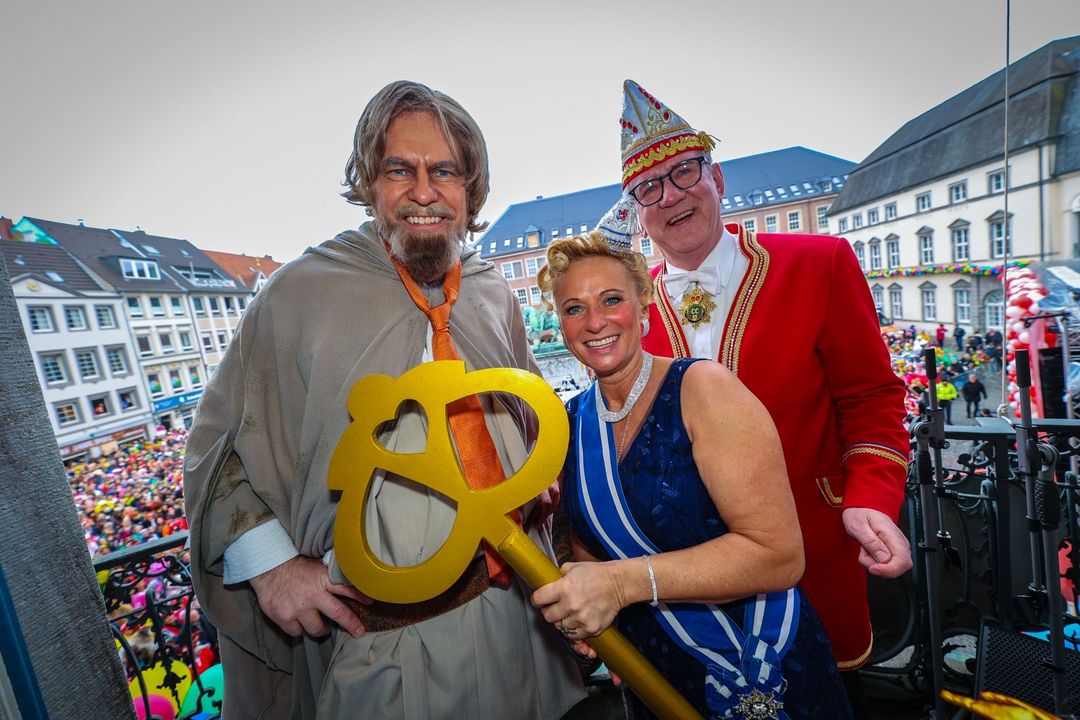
top-left (575, 383), bottom-right (799, 720)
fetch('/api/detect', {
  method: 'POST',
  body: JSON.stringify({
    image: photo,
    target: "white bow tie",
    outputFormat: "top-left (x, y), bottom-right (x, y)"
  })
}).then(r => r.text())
top-left (664, 267), bottom-right (720, 299)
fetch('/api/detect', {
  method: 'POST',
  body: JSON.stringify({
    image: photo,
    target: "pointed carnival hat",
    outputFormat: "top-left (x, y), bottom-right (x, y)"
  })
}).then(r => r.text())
top-left (620, 79), bottom-right (715, 190)
top-left (593, 196), bottom-right (640, 253)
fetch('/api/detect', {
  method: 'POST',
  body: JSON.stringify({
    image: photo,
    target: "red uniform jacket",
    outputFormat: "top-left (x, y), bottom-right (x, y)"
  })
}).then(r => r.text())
top-left (642, 224), bottom-right (909, 669)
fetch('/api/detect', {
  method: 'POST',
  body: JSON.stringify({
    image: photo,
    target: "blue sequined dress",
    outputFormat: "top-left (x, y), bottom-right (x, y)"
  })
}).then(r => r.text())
top-left (563, 359), bottom-right (852, 719)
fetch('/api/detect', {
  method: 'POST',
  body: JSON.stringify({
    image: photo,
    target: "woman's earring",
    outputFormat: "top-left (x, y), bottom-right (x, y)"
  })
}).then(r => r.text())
top-left (640, 317), bottom-right (650, 338)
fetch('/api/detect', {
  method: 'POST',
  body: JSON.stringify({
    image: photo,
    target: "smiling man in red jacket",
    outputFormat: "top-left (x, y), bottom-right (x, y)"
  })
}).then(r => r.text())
top-left (618, 79), bottom-right (912, 717)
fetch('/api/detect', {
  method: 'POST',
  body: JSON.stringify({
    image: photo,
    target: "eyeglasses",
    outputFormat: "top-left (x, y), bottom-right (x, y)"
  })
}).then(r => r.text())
top-left (628, 157), bottom-right (709, 207)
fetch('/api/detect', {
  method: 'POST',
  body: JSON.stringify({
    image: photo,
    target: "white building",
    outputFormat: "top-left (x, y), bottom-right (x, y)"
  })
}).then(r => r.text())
top-left (1, 239), bottom-right (154, 459)
top-left (831, 35), bottom-right (1080, 332)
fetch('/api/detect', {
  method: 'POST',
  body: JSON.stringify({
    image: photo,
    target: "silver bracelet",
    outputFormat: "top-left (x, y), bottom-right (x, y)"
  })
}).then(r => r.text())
top-left (643, 555), bottom-right (659, 607)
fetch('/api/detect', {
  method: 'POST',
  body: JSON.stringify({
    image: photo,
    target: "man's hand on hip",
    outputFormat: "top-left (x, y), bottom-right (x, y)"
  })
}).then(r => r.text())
top-left (249, 556), bottom-right (372, 638)
top-left (842, 507), bottom-right (913, 578)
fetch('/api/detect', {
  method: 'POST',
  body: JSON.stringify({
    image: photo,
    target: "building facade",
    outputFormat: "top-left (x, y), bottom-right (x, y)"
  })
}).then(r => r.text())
top-left (831, 35), bottom-right (1080, 332)
top-left (1, 240), bottom-right (154, 459)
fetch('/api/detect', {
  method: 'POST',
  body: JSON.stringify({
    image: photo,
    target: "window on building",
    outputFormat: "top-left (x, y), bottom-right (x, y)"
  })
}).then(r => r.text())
top-left (869, 240), bottom-right (882, 270)
top-left (179, 331), bottom-right (194, 352)
top-left (552, 228), bottom-right (559, 238)
top-left (217, 331), bottom-right (229, 350)
top-left (159, 332), bottom-right (174, 353)
top-left (209, 297), bottom-right (222, 316)
top-left (871, 286), bottom-right (884, 312)
top-left (852, 213), bottom-right (863, 229)
top-left (886, 237), bottom-right (900, 268)
top-left (988, 169), bottom-right (1006, 194)
top-left (511, 261), bottom-right (523, 278)
top-left (118, 388), bottom-right (139, 410)
top-left (526, 258), bottom-right (540, 277)
top-left (55, 401), bottom-right (80, 426)
top-left (201, 332), bottom-right (214, 352)
top-left (565, 226), bottom-right (572, 236)
top-left (889, 287), bottom-right (903, 319)
top-left (817, 206), bottom-right (828, 229)
top-left (169, 368), bottom-right (184, 390)
top-left (89, 394), bottom-right (112, 418)
top-left (502, 263), bottom-right (514, 280)
top-left (990, 217), bottom-right (1013, 258)
top-left (75, 350), bottom-right (100, 380)
top-left (984, 289), bottom-right (1004, 328)
top-left (170, 296), bottom-right (185, 315)
top-left (149, 296), bottom-right (165, 317)
top-left (147, 372), bottom-right (164, 398)
top-left (949, 181), bottom-right (968, 204)
top-left (106, 347), bottom-right (129, 375)
top-left (820, 179), bottom-right (833, 192)
top-left (921, 286), bottom-right (937, 321)
top-left (127, 296), bottom-right (144, 318)
top-left (136, 334), bottom-right (152, 357)
top-left (503, 238), bottom-right (511, 248)
top-left (64, 305), bottom-right (88, 331)
top-left (28, 306), bottom-right (55, 332)
top-left (40, 353), bottom-right (68, 384)
top-left (237, 297), bottom-right (246, 311)
top-left (640, 237), bottom-right (653, 256)
top-left (192, 297), bottom-right (206, 316)
top-left (529, 286), bottom-right (542, 305)
top-left (787, 211), bottom-right (801, 231)
top-left (526, 232), bottom-right (539, 248)
top-left (579, 224), bottom-right (587, 233)
top-left (951, 225), bottom-right (970, 261)
top-left (954, 288), bottom-right (971, 323)
top-left (516, 236), bottom-right (523, 246)
top-left (189, 365), bottom-right (203, 387)
top-left (867, 208), bottom-right (879, 225)
top-left (224, 296), bottom-right (236, 314)
top-left (514, 288), bottom-right (528, 305)
top-left (919, 231), bottom-right (935, 264)
top-left (744, 219), bottom-right (757, 233)
top-left (916, 192), bottom-right (932, 212)
top-left (885, 203), bottom-right (897, 221)
top-left (853, 241), bottom-right (865, 268)
top-left (93, 305), bottom-right (116, 329)
top-left (120, 258), bottom-right (161, 280)
top-left (765, 215), bottom-right (779, 233)
top-left (838, 218), bottom-right (849, 233)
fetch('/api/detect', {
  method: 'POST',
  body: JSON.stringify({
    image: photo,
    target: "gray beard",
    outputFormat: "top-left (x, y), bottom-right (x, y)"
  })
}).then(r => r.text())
top-left (382, 222), bottom-right (464, 284)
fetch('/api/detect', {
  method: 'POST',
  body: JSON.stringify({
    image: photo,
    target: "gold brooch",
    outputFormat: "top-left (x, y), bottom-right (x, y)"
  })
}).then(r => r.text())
top-left (679, 282), bottom-right (716, 329)
top-left (733, 687), bottom-right (784, 719)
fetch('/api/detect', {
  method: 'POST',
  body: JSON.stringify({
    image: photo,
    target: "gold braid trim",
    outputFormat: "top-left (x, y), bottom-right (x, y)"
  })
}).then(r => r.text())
top-left (622, 133), bottom-right (712, 185)
top-left (719, 226), bottom-right (769, 375)
top-left (836, 635), bottom-right (874, 670)
top-left (815, 476), bottom-right (843, 507)
top-left (652, 272), bottom-right (690, 359)
top-left (842, 445), bottom-right (910, 471)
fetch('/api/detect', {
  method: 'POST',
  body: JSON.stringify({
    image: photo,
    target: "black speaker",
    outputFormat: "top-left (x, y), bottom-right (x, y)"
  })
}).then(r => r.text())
top-left (1039, 346), bottom-right (1067, 419)
top-left (974, 622), bottom-right (1080, 713)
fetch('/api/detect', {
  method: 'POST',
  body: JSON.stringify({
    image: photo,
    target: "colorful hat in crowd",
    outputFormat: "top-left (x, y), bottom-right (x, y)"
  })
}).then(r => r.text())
top-left (593, 196), bottom-right (640, 253)
top-left (620, 79), bottom-right (715, 190)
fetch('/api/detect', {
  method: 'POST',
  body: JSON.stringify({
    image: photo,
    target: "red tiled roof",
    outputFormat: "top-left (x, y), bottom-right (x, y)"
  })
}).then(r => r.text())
top-left (203, 250), bottom-right (283, 291)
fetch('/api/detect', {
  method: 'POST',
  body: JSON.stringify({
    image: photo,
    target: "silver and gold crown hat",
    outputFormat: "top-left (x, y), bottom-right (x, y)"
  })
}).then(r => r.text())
top-left (620, 79), bottom-right (715, 190)
top-left (593, 196), bottom-right (640, 253)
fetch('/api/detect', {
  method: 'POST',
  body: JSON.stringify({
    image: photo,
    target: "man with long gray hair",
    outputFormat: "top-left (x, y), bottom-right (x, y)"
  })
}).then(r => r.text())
top-left (184, 80), bottom-right (584, 719)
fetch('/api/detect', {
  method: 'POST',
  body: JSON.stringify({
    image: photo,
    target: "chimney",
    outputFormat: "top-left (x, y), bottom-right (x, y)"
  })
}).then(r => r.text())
top-left (0, 217), bottom-right (12, 240)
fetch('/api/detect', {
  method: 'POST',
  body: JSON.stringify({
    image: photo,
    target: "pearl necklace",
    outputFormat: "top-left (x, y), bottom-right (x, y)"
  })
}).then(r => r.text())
top-left (596, 353), bottom-right (653, 423)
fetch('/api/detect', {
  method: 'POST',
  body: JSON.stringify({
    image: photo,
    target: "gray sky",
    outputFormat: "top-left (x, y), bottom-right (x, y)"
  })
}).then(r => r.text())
top-left (3, 0), bottom-right (1078, 262)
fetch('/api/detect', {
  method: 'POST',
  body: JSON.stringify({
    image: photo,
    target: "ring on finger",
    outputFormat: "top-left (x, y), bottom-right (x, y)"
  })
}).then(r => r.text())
top-left (558, 623), bottom-right (574, 636)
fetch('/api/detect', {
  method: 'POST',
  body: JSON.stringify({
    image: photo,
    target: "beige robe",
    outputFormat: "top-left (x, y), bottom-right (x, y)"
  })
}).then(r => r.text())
top-left (183, 223), bottom-right (584, 719)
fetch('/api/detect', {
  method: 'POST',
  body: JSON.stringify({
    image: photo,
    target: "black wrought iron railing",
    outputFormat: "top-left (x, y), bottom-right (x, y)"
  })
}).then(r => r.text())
top-left (95, 531), bottom-right (222, 720)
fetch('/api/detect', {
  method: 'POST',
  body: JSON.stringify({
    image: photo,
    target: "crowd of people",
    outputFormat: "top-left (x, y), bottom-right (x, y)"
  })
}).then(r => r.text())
top-left (884, 324), bottom-right (1002, 426)
top-left (66, 429), bottom-right (189, 560)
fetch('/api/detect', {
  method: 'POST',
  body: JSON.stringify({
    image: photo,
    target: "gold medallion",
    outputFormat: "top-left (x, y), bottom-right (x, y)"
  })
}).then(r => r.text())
top-left (679, 282), bottom-right (716, 329)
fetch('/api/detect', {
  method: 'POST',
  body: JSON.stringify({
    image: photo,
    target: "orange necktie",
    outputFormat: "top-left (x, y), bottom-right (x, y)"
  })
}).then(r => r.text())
top-left (388, 248), bottom-right (518, 585)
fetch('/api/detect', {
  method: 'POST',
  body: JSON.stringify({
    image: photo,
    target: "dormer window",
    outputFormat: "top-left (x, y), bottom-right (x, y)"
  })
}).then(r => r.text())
top-left (120, 258), bottom-right (160, 280)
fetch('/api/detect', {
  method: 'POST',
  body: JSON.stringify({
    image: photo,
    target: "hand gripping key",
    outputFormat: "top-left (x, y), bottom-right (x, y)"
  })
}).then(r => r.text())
top-left (328, 361), bottom-right (701, 720)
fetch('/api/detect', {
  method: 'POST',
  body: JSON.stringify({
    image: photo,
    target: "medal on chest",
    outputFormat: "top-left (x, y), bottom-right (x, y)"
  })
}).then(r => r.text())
top-left (679, 281), bottom-right (716, 329)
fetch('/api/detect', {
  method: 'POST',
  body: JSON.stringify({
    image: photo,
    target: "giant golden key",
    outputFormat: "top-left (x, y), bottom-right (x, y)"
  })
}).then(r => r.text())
top-left (328, 361), bottom-right (701, 720)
